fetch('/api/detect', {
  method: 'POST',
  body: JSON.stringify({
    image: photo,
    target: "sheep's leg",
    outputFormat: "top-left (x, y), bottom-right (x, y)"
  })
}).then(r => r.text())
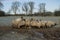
top-left (40, 26), bottom-right (42, 28)
top-left (11, 24), bottom-right (14, 28)
top-left (25, 25), bottom-right (26, 29)
top-left (26, 25), bottom-right (31, 29)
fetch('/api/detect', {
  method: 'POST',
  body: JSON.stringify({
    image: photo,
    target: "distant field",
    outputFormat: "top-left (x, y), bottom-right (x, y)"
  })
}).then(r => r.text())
top-left (0, 16), bottom-right (60, 27)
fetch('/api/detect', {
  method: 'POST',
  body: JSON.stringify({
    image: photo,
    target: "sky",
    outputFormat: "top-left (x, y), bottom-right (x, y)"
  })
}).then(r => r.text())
top-left (1, 0), bottom-right (60, 14)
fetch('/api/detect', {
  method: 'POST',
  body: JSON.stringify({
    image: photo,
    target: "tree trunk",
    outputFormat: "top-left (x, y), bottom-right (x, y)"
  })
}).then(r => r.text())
top-left (14, 11), bottom-right (16, 15)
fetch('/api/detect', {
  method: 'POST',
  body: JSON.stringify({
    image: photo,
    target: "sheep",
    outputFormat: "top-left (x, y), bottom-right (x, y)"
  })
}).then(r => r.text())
top-left (31, 21), bottom-right (37, 28)
top-left (30, 20), bottom-right (42, 28)
top-left (25, 19), bottom-right (31, 27)
top-left (25, 18), bottom-right (36, 29)
top-left (39, 21), bottom-right (56, 28)
top-left (17, 21), bottom-right (25, 28)
top-left (37, 21), bottom-right (42, 28)
top-left (11, 17), bottom-right (25, 28)
top-left (12, 18), bottom-right (22, 28)
top-left (12, 17), bottom-right (57, 29)
top-left (38, 21), bottom-right (47, 28)
top-left (30, 20), bottom-right (47, 28)
top-left (46, 21), bottom-right (56, 28)
top-left (38, 21), bottom-right (57, 28)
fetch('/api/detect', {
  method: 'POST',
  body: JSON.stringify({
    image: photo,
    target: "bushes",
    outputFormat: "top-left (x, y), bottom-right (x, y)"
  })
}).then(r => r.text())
top-left (54, 11), bottom-right (60, 16)
top-left (0, 11), bottom-right (5, 16)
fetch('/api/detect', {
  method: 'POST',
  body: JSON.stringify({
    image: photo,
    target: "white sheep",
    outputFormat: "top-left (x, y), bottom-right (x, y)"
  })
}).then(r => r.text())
top-left (25, 19), bottom-right (31, 27)
top-left (12, 18), bottom-right (21, 28)
top-left (11, 17), bottom-right (25, 28)
top-left (17, 21), bottom-right (25, 28)
top-left (37, 21), bottom-right (42, 28)
top-left (38, 21), bottom-right (47, 28)
top-left (12, 17), bottom-right (57, 29)
top-left (30, 21), bottom-right (41, 28)
top-left (46, 21), bottom-right (56, 28)
top-left (30, 20), bottom-right (47, 28)
top-left (31, 21), bottom-right (37, 26)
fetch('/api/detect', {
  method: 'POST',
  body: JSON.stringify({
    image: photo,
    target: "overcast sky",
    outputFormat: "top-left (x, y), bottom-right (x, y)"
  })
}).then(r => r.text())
top-left (1, 0), bottom-right (60, 13)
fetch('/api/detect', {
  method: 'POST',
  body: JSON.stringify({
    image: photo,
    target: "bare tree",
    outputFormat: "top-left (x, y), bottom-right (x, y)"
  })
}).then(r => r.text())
top-left (0, 1), bottom-right (3, 11)
top-left (11, 1), bottom-right (20, 15)
top-left (28, 1), bottom-right (34, 14)
top-left (39, 3), bottom-right (45, 13)
top-left (22, 3), bottom-right (29, 15)
top-left (38, 3), bottom-right (46, 16)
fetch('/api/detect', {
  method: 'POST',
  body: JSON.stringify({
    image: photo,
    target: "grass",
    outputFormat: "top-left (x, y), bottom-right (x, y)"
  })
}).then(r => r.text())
top-left (0, 26), bottom-right (60, 40)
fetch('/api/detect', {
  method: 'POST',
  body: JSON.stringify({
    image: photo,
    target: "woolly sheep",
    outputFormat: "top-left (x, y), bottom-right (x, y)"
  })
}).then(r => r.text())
top-left (31, 21), bottom-right (42, 28)
top-left (46, 21), bottom-right (56, 28)
top-left (25, 19), bottom-right (31, 27)
top-left (31, 20), bottom-right (47, 28)
top-left (31, 21), bottom-right (38, 28)
top-left (12, 18), bottom-right (21, 27)
top-left (39, 21), bottom-right (47, 28)
top-left (12, 17), bottom-right (25, 28)
top-left (17, 21), bottom-right (25, 28)
top-left (37, 21), bottom-right (42, 28)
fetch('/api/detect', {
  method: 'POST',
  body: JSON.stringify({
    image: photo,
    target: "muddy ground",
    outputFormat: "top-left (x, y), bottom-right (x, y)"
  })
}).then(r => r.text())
top-left (0, 26), bottom-right (60, 40)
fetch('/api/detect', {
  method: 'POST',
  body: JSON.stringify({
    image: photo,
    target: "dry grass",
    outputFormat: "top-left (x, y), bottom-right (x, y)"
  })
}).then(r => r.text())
top-left (0, 26), bottom-right (60, 40)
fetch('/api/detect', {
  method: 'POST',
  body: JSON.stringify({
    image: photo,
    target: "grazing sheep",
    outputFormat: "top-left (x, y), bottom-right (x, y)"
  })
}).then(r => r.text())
top-left (12, 17), bottom-right (57, 29)
top-left (12, 17), bottom-right (25, 28)
top-left (17, 21), bottom-right (25, 28)
top-left (37, 21), bottom-right (42, 28)
top-left (31, 20), bottom-right (47, 28)
top-left (25, 19), bottom-right (31, 27)
top-left (31, 21), bottom-right (37, 28)
top-left (46, 21), bottom-right (56, 28)
top-left (39, 21), bottom-right (47, 28)
top-left (31, 21), bottom-right (41, 28)
top-left (12, 18), bottom-right (22, 28)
